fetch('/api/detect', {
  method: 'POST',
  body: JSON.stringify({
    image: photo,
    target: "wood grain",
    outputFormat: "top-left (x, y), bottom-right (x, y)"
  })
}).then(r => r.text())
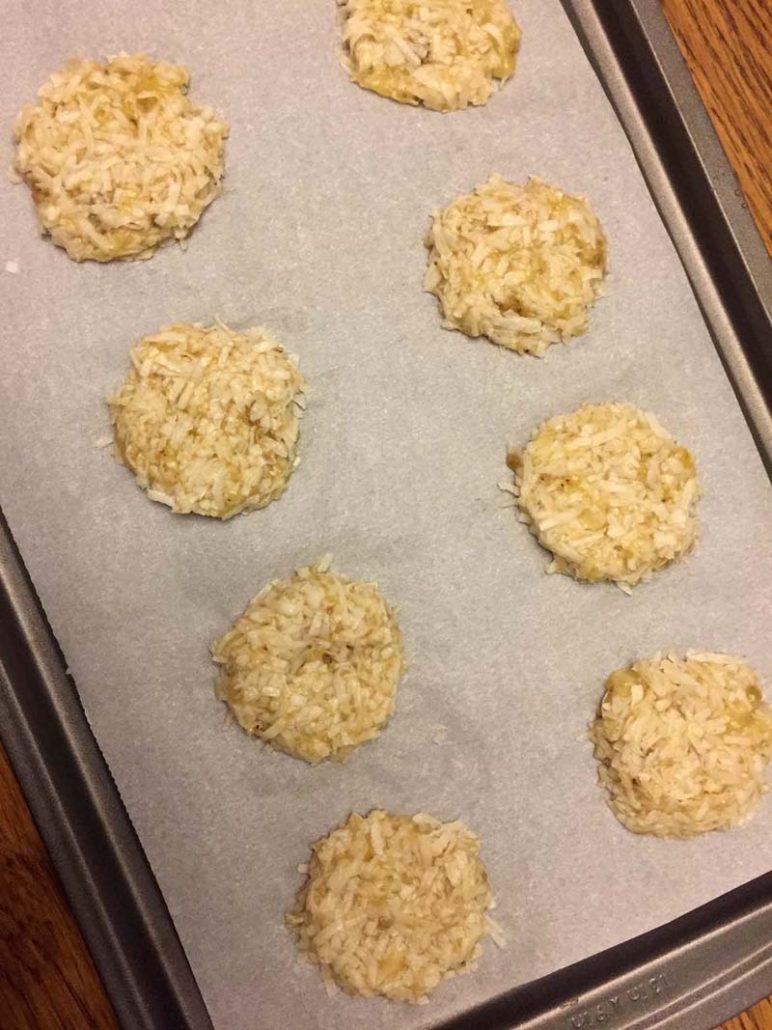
top-left (663, 25), bottom-right (772, 1030)
top-left (0, 744), bottom-right (118, 1030)
top-left (722, 998), bottom-right (772, 1030)
top-left (661, 0), bottom-right (772, 253)
top-left (0, 2), bottom-right (770, 1029)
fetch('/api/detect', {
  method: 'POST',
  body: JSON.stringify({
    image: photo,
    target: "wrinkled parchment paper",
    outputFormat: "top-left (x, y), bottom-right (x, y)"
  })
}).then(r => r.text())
top-left (1, 2), bottom-right (770, 1027)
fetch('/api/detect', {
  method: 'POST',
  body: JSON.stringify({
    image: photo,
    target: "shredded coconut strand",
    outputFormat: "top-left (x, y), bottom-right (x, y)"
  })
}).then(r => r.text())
top-left (212, 562), bottom-right (405, 763)
top-left (425, 175), bottom-right (607, 354)
top-left (338, 0), bottom-right (520, 112)
top-left (590, 653), bottom-right (772, 838)
top-left (287, 810), bottom-right (495, 1001)
top-left (509, 402), bottom-right (699, 587)
top-left (13, 54), bottom-right (228, 261)
top-left (108, 323), bottom-right (305, 519)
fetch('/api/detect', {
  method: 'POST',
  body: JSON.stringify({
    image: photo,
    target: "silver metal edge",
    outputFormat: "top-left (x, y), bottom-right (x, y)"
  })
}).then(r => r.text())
top-left (567, 0), bottom-right (771, 467)
top-left (435, 875), bottom-right (772, 1030)
top-left (0, 512), bottom-right (213, 1030)
top-left (0, 4), bottom-right (769, 1029)
top-left (630, 0), bottom-right (771, 302)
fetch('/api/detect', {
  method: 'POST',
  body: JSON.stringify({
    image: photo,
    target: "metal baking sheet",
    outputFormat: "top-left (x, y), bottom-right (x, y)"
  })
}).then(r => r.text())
top-left (0, 1), bottom-right (770, 1028)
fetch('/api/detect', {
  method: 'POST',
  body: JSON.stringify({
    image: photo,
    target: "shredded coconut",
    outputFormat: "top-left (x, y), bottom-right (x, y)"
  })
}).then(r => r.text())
top-left (425, 175), bottom-right (607, 354)
top-left (590, 653), bottom-right (772, 838)
top-left (287, 810), bottom-right (495, 1001)
top-left (338, 0), bottom-right (520, 112)
top-left (212, 562), bottom-right (405, 763)
top-left (108, 322), bottom-right (305, 519)
top-left (508, 402), bottom-right (699, 587)
top-left (13, 54), bottom-right (228, 262)
top-left (432, 724), bottom-right (448, 744)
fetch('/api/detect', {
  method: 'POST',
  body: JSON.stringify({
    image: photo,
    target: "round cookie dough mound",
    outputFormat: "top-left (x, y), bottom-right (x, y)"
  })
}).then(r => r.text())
top-left (108, 323), bottom-right (305, 519)
top-left (212, 561), bottom-right (405, 763)
top-left (590, 653), bottom-right (772, 838)
top-left (508, 403), bottom-right (699, 587)
top-left (338, 0), bottom-right (520, 112)
top-left (13, 54), bottom-right (228, 262)
top-left (425, 175), bottom-right (607, 354)
top-left (287, 810), bottom-right (496, 1001)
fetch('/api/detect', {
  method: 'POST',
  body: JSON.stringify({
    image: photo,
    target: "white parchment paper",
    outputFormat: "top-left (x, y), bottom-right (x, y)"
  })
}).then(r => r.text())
top-left (1, 2), bottom-right (771, 1027)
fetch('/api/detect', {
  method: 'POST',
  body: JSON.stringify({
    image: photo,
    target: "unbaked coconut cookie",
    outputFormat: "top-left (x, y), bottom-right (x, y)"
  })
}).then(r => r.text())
top-left (13, 54), bottom-right (228, 261)
top-left (212, 559), bottom-right (405, 763)
top-left (425, 175), bottom-right (607, 354)
top-left (108, 323), bottom-right (305, 519)
top-left (287, 809), bottom-right (498, 1001)
top-left (338, 0), bottom-right (520, 112)
top-left (507, 403), bottom-right (699, 588)
top-left (590, 653), bottom-right (772, 838)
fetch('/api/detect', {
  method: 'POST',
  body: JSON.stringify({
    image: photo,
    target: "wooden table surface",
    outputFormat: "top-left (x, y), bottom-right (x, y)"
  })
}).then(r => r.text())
top-left (1, 3), bottom-right (770, 1029)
